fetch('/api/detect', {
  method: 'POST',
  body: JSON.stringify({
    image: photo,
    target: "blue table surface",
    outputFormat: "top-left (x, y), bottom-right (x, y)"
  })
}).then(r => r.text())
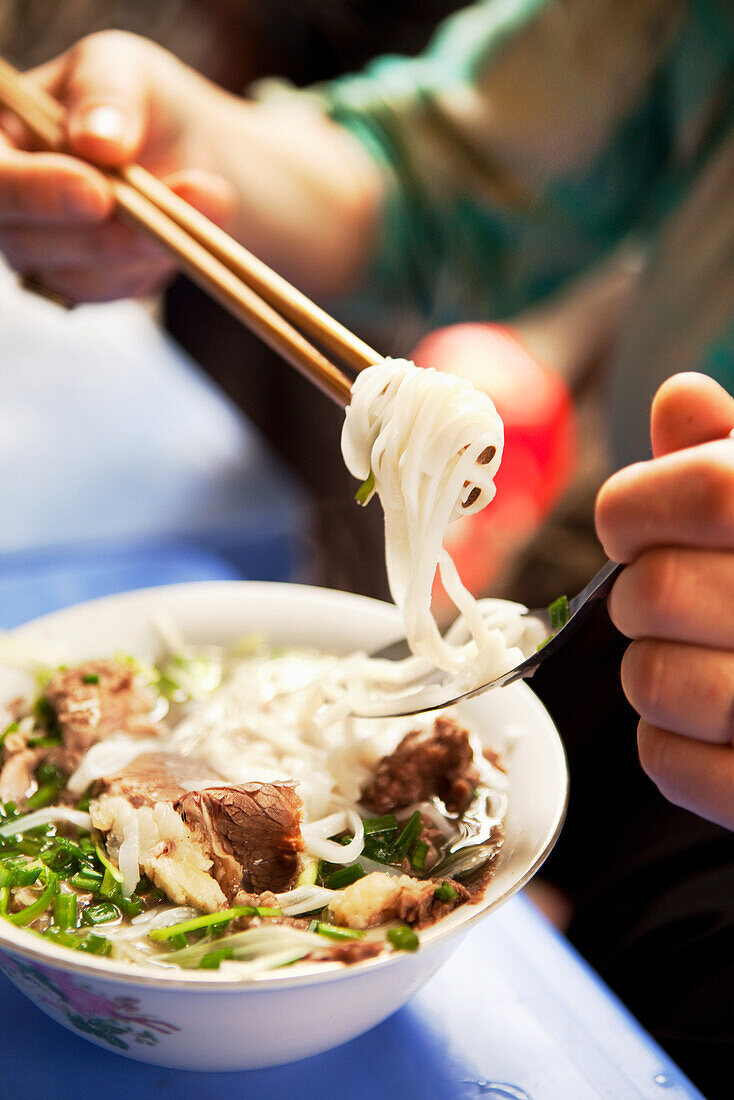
top-left (0, 547), bottom-right (704, 1100)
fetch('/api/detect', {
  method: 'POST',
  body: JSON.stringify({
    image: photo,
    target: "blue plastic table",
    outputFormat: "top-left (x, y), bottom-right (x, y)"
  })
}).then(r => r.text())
top-left (0, 548), bottom-right (703, 1100)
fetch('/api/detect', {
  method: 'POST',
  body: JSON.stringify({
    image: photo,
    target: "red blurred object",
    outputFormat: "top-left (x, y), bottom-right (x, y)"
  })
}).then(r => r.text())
top-left (411, 323), bottom-right (577, 602)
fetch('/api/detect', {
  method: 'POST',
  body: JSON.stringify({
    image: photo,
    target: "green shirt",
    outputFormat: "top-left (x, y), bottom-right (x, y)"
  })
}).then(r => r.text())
top-left (301, 0), bottom-right (734, 459)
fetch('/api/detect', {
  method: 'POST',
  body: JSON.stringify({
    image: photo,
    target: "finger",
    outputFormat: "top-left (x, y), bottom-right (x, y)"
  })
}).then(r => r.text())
top-left (621, 639), bottom-right (734, 745)
top-left (637, 720), bottom-right (734, 831)
top-left (651, 371), bottom-right (734, 457)
top-left (608, 547), bottom-right (734, 649)
top-left (164, 169), bottom-right (237, 230)
top-left (0, 218), bottom-right (167, 270)
top-left (0, 149), bottom-right (112, 225)
top-left (595, 436), bottom-right (734, 561)
top-left (31, 257), bottom-right (175, 303)
top-left (55, 33), bottom-right (149, 165)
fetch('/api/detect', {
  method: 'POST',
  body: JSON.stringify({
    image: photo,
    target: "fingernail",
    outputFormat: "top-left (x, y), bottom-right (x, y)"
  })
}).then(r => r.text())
top-left (78, 105), bottom-right (130, 144)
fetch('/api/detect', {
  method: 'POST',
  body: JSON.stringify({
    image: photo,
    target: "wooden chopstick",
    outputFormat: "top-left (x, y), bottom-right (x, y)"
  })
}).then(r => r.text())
top-left (0, 55), bottom-right (378, 406)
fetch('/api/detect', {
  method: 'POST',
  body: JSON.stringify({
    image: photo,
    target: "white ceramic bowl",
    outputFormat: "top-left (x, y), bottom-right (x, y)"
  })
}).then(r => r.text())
top-left (0, 581), bottom-right (567, 1070)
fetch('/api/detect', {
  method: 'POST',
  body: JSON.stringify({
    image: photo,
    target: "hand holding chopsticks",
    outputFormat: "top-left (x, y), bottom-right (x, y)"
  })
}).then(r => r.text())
top-left (0, 54), bottom-right (382, 406)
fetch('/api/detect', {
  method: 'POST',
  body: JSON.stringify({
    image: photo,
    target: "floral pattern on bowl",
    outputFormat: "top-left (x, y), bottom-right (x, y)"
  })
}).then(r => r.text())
top-left (0, 954), bottom-right (180, 1051)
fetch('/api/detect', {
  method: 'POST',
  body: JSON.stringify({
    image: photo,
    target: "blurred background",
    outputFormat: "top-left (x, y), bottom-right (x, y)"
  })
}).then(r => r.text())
top-left (0, 0), bottom-right (627, 626)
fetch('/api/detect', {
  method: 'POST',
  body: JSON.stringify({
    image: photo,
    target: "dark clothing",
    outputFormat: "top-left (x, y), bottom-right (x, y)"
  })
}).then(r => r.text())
top-left (533, 604), bottom-right (734, 1100)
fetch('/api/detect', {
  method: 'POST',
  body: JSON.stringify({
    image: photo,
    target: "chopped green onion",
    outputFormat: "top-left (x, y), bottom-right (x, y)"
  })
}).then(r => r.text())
top-left (254, 906), bottom-right (282, 918)
top-left (327, 865), bottom-right (366, 890)
top-left (99, 867), bottom-right (123, 898)
top-left (387, 925), bottom-right (419, 952)
top-left (354, 470), bottom-right (375, 506)
top-left (76, 933), bottom-right (111, 956)
top-left (15, 863), bottom-right (42, 887)
top-left (314, 922), bottom-right (365, 941)
top-left (69, 872), bottom-right (103, 892)
top-left (198, 947), bottom-right (235, 970)
top-left (148, 905), bottom-right (257, 942)
top-left (0, 864), bottom-right (14, 888)
top-left (116, 893), bottom-right (144, 918)
top-left (94, 843), bottom-right (123, 884)
top-left (389, 811), bottom-right (423, 861)
top-left (32, 696), bottom-right (55, 726)
top-left (82, 673), bottom-right (100, 685)
top-left (8, 872), bottom-right (58, 925)
top-left (75, 793), bottom-right (91, 813)
top-left (167, 933), bottom-right (188, 951)
top-left (27, 733), bottom-right (62, 749)
top-left (53, 892), bottom-right (77, 930)
top-left (362, 814), bottom-right (398, 836)
top-left (42, 926), bottom-right (79, 949)
top-left (81, 901), bottom-right (120, 926)
top-left (26, 783), bottom-right (61, 811)
top-left (410, 840), bottom-right (430, 872)
top-left (434, 882), bottom-right (458, 902)
top-left (0, 886), bottom-right (9, 915)
top-left (549, 594), bottom-right (570, 632)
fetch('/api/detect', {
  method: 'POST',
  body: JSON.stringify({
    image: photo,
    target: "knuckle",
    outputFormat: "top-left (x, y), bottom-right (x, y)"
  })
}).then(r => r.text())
top-left (694, 455), bottom-right (734, 530)
top-left (637, 721), bottom-right (667, 784)
top-left (620, 639), bottom-right (666, 720)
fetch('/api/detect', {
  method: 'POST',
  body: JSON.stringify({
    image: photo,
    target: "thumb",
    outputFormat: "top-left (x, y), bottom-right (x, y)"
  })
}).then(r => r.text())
top-left (164, 169), bottom-right (238, 230)
top-left (61, 33), bottom-right (149, 166)
top-left (650, 372), bottom-right (734, 458)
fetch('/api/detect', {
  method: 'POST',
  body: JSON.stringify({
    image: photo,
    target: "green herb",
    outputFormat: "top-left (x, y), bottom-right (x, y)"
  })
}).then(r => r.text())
top-left (198, 947), bottom-right (235, 969)
top-left (69, 871), bottom-right (103, 892)
top-left (32, 696), bottom-right (55, 726)
top-left (354, 470), bottom-right (375, 506)
top-left (148, 905), bottom-right (260, 942)
top-left (327, 864), bottom-right (366, 890)
top-left (76, 793), bottom-right (91, 813)
top-left (76, 933), bottom-right (111, 956)
top-left (53, 892), bottom-right (78, 930)
top-left (27, 733), bottom-right (62, 749)
top-left (434, 882), bottom-right (458, 902)
top-left (94, 843), bottom-right (123, 884)
top-left (313, 922), bottom-right (365, 941)
top-left (0, 886), bottom-right (9, 915)
top-left (362, 814), bottom-right (398, 835)
top-left (0, 721), bottom-right (19, 749)
top-left (549, 594), bottom-right (570, 632)
top-left (81, 901), bottom-right (120, 926)
top-left (82, 673), bottom-right (100, 685)
top-left (389, 811), bottom-right (423, 861)
top-left (26, 782), bottom-right (61, 811)
top-left (14, 863), bottom-right (42, 887)
top-left (387, 925), bottom-right (419, 952)
top-left (167, 933), bottom-right (188, 951)
top-left (410, 840), bottom-right (430, 872)
top-left (8, 872), bottom-right (58, 925)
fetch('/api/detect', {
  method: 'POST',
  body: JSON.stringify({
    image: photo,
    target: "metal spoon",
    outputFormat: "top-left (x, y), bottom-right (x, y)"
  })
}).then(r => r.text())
top-left (355, 559), bottom-right (623, 718)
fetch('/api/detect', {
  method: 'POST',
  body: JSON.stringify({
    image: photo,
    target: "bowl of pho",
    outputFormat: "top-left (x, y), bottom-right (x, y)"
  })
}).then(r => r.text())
top-left (0, 581), bottom-right (567, 1070)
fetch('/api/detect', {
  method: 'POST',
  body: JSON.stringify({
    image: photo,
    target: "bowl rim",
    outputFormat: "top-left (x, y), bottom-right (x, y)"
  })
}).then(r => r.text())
top-left (0, 580), bottom-right (568, 992)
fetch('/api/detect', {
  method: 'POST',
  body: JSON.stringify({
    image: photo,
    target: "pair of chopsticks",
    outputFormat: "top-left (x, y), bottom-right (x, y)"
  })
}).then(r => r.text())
top-left (0, 55), bottom-right (382, 406)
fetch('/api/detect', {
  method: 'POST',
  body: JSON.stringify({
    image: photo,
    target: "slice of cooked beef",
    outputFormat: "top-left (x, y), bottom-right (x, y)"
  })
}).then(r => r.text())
top-left (92, 752), bottom-right (304, 907)
top-left (92, 790), bottom-right (228, 912)
top-left (44, 660), bottom-right (159, 773)
top-left (328, 870), bottom-right (468, 930)
top-left (97, 751), bottom-right (223, 807)
top-left (360, 716), bottom-right (479, 815)
top-left (177, 782), bottom-right (304, 895)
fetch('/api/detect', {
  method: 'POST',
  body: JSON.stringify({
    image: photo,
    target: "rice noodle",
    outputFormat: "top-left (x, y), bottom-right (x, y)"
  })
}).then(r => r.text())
top-left (301, 809), bottom-right (364, 863)
top-left (342, 359), bottom-right (547, 693)
top-left (0, 807), bottom-right (92, 837)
